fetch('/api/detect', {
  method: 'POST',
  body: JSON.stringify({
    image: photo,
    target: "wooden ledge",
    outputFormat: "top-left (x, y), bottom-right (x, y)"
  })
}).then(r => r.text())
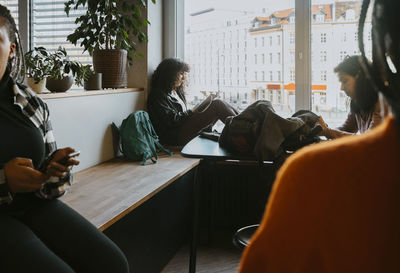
top-left (38, 88), bottom-right (144, 100)
top-left (60, 153), bottom-right (199, 231)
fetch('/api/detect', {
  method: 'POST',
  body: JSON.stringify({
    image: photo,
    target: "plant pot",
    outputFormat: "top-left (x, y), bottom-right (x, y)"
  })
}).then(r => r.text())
top-left (84, 73), bottom-right (102, 90)
top-left (46, 76), bottom-right (74, 93)
top-left (93, 49), bottom-right (127, 89)
top-left (27, 77), bottom-right (47, 94)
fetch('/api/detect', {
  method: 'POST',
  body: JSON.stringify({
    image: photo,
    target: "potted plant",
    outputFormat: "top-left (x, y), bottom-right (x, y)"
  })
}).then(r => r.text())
top-left (70, 63), bottom-right (102, 90)
top-left (24, 47), bottom-right (51, 94)
top-left (46, 47), bottom-right (77, 93)
top-left (64, 0), bottom-right (156, 89)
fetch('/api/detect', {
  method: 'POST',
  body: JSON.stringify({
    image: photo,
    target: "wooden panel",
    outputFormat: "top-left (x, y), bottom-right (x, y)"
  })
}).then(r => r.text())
top-left (60, 153), bottom-right (199, 231)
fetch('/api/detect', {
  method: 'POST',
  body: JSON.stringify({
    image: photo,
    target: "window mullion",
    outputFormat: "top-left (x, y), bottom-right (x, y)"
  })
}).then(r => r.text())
top-left (295, 0), bottom-right (311, 111)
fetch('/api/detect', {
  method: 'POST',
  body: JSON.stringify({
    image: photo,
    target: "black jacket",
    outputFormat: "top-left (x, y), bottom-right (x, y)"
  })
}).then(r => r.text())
top-left (147, 88), bottom-right (193, 144)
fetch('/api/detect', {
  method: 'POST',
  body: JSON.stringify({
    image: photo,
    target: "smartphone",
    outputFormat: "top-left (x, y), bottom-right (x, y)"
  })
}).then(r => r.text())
top-left (57, 151), bottom-right (80, 165)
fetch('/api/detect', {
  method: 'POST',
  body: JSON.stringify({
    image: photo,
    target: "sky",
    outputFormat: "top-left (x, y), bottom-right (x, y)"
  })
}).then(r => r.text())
top-left (187, 0), bottom-right (358, 14)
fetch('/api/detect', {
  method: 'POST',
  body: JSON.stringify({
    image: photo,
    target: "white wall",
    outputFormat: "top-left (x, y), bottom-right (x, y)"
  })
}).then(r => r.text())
top-left (44, 92), bottom-right (145, 172)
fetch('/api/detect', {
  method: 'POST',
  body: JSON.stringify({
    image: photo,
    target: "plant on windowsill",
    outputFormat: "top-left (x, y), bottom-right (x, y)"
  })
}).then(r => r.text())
top-left (45, 47), bottom-right (77, 93)
top-left (64, 0), bottom-right (156, 89)
top-left (24, 47), bottom-right (51, 94)
top-left (71, 63), bottom-right (102, 91)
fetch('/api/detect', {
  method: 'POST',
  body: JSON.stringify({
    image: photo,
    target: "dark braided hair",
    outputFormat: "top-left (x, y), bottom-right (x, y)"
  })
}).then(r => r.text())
top-left (0, 4), bottom-right (24, 83)
top-left (359, 0), bottom-right (400, 129)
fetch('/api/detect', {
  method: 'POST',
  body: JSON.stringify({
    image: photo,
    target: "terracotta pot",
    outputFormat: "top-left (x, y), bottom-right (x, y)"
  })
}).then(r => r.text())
top-left (46, 76), bottom-right (74, 93)
top-left (27, 77), bottom-right (47, 94)
top-left (84, 73), bottom-right (102, 90)
top-left (93, 49), bottom-right (127, 89)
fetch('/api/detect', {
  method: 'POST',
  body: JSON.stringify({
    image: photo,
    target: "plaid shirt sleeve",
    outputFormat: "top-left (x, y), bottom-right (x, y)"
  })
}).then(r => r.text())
top-left (0, 84), bottom-right (72, 205)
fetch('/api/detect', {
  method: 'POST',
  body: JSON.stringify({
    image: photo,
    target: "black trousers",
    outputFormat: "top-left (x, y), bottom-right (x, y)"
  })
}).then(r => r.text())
top-left (0, 193), bottom-right (129, 273)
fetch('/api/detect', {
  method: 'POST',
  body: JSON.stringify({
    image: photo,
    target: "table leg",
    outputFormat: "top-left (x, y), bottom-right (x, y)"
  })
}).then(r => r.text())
top-left (189, 163), bottom-right (200, 273)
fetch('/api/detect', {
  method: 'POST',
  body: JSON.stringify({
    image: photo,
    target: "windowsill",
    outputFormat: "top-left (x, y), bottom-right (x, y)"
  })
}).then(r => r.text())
top-left (38, 88), bottom-right (144, 100)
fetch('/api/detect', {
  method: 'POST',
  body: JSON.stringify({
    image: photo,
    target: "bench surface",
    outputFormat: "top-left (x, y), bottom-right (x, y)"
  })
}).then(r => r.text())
top-left (60, 153), bottom-right (199, 231)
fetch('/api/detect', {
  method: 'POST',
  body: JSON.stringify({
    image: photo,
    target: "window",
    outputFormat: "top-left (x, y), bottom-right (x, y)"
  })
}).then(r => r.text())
top-left (311, 0), bottom-right (364, 127)
top-left (320, 33), bottom-right (327, 43)
top-left (290, 69), bottom-right (295, 81)
top-left (320, 51), bottom-right (327, 62)
top-left (32, 0), bottom-right (89, 64)
top-left (289, 32), bottom-right (295, 44)
top-left (320, 70), bottom-right (327, 81)
top-left (341, 32), bottom-right (347, 42)
top-left (183, 0), bottom-right (295, 114)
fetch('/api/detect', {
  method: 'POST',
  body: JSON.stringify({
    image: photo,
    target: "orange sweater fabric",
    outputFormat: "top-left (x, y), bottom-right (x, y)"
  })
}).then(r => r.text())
top-left (239, 116), bottom-right (400, 273)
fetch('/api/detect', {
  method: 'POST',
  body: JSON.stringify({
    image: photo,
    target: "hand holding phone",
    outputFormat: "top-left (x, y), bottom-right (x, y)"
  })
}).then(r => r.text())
top-left (57, 151), bottom-right (80, 165)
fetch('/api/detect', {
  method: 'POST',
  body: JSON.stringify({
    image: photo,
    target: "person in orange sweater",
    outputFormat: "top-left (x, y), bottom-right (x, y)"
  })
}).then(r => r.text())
top-left (238, 0), bottom-right (400, 272)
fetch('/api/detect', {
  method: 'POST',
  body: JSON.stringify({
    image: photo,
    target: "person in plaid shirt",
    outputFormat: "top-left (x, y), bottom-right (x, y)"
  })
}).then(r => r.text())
top-left (0, 5), bottom-right (128, 273)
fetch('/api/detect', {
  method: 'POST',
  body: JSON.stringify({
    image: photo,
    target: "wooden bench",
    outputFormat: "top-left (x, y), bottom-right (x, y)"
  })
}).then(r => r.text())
top-left (60, 152), bottom-right (199, 231)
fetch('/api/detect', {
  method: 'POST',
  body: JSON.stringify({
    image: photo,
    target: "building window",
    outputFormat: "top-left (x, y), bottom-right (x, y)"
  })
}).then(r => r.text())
top-left (254, 54), bottom-right (257, 64)
top-left (254, 37), bottom-right (257, 47)
top-left (262, 54), bottom-right (265, 64)
top-left (269, 36), bottom-right (272, 46)
top-left (320, 70), bottom-right (327, 81)
top-left (269, 53), bottom-right (273, 64)
top-left (262, 71), bottom-right (265, 81)
top-left (341, 32), bottom-right (347, 42)
top-left (290, 69), bottom-right (295, 81)
top-left (277, 52), bottom-right (281, 64)
top-left (339, 51), bottom-right (347, 61)
top-left (277, 35), bottom-right (281, 45)
top-left (320, 33), bottom-right (327, 43)
top-left (289, 32), bottom-right (295, 44)
top-left (255, 71), bottom-right (257, 81)
top-left (262, 37), bottom-right (265, 47)
top-left (320, 51), bottom-right (327, 62)
top-left (269, 71), bottom-right (273, 81)
top-left (277, 71), bottom-right (281, 81)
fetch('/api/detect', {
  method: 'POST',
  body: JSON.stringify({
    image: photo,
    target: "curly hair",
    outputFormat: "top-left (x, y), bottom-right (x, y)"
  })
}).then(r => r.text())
top-left (150, 58), bottom-right (190, 102)
top-left (334, 55), bottom-right (378, 116)
top-left (0, 4), bottom-right (24, 83)
top-left (359, 0), bottom-right (400, 129)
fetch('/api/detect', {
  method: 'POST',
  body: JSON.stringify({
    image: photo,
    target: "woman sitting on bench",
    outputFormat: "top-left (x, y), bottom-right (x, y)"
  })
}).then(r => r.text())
top-left (0, 5), bottom-right (128, 273)
top-left (147, 58), bottom-right (238, 146)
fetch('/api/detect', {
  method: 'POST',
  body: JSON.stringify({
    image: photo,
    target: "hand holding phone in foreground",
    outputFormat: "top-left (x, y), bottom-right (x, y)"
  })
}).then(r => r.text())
top-left (45, 147), bottom-right (80, 178)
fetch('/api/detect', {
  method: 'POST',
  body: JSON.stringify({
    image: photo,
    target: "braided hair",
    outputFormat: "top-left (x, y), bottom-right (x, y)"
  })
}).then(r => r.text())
top-left (358, 0), bottom-right (400, 129)
top-left (0, 4), bottom-right (24, 83)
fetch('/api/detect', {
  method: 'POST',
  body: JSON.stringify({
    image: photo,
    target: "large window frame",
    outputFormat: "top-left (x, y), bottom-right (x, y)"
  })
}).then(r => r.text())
top-left (165, 0), bottom-right (313, 113)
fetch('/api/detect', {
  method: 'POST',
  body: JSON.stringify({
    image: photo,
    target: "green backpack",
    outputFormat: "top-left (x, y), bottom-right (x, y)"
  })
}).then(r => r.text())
top-left (113, 111), bottom-right (172, 165)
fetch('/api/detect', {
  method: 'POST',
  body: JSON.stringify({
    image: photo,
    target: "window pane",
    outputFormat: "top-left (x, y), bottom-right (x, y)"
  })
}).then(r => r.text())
top-left (32, 0), bottom-right (90, 65)
top-left (311, 0), bottom-right (371, 128)
top-left (0, 0), bottom-right (18, 26)
top-left (184, 1), bottom-right (295, 117)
